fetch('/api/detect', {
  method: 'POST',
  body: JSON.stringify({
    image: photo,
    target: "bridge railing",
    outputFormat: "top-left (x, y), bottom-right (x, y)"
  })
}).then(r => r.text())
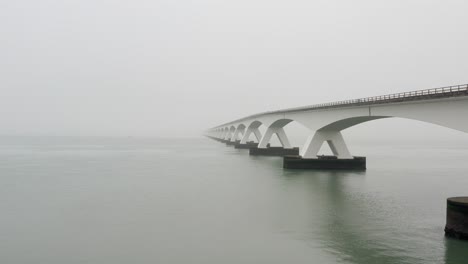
top-left (278, 84), bottom-right (468, 113)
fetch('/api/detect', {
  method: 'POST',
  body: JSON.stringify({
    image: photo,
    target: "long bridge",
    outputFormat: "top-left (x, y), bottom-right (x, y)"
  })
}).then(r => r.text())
top-left (205, 84), bottom-right (468, 169)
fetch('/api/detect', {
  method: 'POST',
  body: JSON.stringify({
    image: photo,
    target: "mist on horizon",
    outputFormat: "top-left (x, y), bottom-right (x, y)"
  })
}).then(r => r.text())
top-left (1, 0), bottom-right (467, 142)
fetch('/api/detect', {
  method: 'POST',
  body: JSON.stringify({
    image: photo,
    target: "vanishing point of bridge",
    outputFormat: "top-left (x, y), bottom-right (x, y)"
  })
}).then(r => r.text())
top-left (205, 84), bottom-right (468, 169)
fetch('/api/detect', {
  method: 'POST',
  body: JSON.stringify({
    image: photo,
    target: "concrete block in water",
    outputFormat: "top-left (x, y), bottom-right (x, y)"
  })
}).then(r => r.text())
top-left (283, 155), bottom-right (366, 170)
top-left (234, 141), bottom-right (258, 149)
top-left (249, 146), bottom-right (299, 156)
top-left (445, 197), bottom-right (468, 240)
top-left (226, 140), bottom-right (240, 146)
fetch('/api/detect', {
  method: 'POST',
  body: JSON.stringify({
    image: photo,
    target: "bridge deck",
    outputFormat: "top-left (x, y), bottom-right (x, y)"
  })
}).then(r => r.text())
top-left (217, 84), bottom-right (468, 127)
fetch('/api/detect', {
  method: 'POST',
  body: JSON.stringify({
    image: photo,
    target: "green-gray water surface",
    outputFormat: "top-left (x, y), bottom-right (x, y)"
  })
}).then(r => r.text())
top-left (1, 136), bottom-right (468, 263)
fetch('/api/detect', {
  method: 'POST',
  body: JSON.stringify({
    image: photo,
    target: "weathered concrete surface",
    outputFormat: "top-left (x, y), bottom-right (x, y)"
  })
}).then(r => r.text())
top-left (283, 155), bottom-right (366, 170)
top-left (445, 197), bottom-right (468, 240)
top-left (249, 146), bottom-right (299, 156)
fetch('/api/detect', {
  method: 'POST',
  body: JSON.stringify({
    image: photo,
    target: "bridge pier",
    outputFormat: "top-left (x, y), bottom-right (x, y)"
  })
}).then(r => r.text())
top-left (235, 141), bottom-right (259, 149)
top-left (258, 127), bottom-right (292, 149)
top-left (300, 130), bottom-right (353, 159)
top-left (226, 140), bottom-right (240, 146)
top-left (283, 130), bottom-right (365, 169)
top-left (283, 155), bottom-right (366, 170)
top-left (231, 126), bottom-right (245, 143)
top-left (240, 127), bottom-right (262, 144)
top-left (224, 129), bottom-right (233, 142)
top-left (249, 126), bottom-right (299, 156)
top-left (445, 197), bottom-right (468, 240)
top-left (249, 146), bottom-right (300, 156)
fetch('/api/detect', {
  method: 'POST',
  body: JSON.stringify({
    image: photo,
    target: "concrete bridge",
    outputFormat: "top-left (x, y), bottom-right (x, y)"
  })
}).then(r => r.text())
top-left (206, 84), bottom-right (468, 169)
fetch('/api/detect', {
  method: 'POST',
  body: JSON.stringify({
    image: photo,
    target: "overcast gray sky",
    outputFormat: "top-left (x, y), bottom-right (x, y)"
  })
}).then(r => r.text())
top-left (1, 0), bottom-right (467, 138)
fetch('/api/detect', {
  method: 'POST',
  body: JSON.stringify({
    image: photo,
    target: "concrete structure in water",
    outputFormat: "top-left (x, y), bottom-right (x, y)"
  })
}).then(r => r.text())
top-left (249, 146), bottom-right (299, 156)
top-left (445, 197), bottom-right (468, 240)
top-left (284, 155), bottom-right (366, 170)
top-left (226, 140), bottom-right (240, 146)
top-left (205, 84), bottom-right (468, 170)
top-left (234, 141), bottom-right (258, 149)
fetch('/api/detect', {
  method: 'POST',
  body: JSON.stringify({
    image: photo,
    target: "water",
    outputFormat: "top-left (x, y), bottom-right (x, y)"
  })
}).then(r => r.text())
top-left (1, 136), bottom-right (468, 264)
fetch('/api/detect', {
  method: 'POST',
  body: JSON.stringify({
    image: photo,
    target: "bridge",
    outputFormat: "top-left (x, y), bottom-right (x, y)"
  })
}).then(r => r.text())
top-left (205, 84), bottom-right (468, 169)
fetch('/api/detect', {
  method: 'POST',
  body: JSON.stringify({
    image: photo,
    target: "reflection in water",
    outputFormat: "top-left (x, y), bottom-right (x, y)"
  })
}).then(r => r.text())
top-left (279, 169), bottom-right (440, 264)
top-left (444, 237), bottom-right (468, 264)
top-left (2, 137), bottom-right (468, 264)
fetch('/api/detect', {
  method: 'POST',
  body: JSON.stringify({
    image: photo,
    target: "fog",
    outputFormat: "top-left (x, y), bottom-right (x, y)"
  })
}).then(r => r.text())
top-left (1, 0), bottom-right (467, 140)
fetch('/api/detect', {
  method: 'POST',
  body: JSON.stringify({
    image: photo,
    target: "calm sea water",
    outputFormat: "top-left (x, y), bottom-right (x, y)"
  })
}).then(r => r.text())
top-left (1, 136), bottom-right (468, 264)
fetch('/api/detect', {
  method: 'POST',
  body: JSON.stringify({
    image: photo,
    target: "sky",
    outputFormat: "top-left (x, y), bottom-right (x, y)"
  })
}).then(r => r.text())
top-left (1, 0), bottom-right (468, 140)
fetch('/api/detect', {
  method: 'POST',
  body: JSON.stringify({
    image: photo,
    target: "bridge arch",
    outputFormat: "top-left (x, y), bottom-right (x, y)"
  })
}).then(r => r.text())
top-left (236, 124), bottom-right (246, 130)
top-left (237, 121), bottom-right (264, 143)
top-left (317, 116), bottom-right (389, 132)
top-left (223, 127), bottom-right (232, 140)
top-left (229, 124), bottom-right (247, 142)
top-left (256, 118), bottom-right (312, 149)
top-left (253, 112), bottom-right (468, 159)
top-left (246, 120), bottom-right (263, 129)
top-left (299, 111), bottom-right (468, 159)
top-left (269, 118), bottom-right (294, 129)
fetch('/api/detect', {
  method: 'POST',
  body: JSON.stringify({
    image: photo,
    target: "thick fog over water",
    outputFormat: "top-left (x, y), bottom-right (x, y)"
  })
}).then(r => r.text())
top-left (4, 2), bottom-right (468, 264)
top-left (1, 0), bottom-right (468, 140)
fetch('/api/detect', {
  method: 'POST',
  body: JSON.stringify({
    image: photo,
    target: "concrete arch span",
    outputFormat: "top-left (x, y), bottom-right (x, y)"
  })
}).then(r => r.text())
top-left (256, 104), bottom-right (468, 159)
top-left (256, 118), bottom-right (306, 149)
top-left (301, 110), bottom-right (468, 159)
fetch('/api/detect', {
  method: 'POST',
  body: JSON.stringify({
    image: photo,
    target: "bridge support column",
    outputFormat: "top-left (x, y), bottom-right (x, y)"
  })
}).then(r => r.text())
top-left (445, 197), bottom-right (468, 240)
top-left (250, 127), bottom-right (299, 156)
top-left (219, 131), bottom-right (227, 143)
top-left (240, 127), bottom-right (262, 144)
top-left (284, 130), bottom-right (365, 170)
top-left (231, 127), bottom-right (245, 142)
top-left (235, 141), bottom-right (259, 149)
top-left (258, 127), bottom-right (292, 149)
top-left (300, 130), bottom-right (352, 159)
top-left (236, 127), bottom-right (261, 149)
top-left (224, 130), bottom-right (232, 141)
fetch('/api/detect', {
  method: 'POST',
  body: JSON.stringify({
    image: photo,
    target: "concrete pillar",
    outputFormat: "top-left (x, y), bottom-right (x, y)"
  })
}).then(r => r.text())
top-left (445, 197), bottom-right (468, 240)
top-left (258, 127), bottom-right (276, 148)
top-left (240, 127), bottom-right (262, 144)
top-left (240, 127), bottom-right (252, 144)
top-left (258, 127), bottom-right (292, 149)
top-left (228, 128), bottom-right (236, 141)
top-left (231, 127), bottom-right (245, 142)
top-left (253, 129), bottom-right (262, 142)
top-left (224, 129), bottom-right (232, 140)
top-left (300, 130), bottom-right (352, 159)
top-left (276, 128), bottom-right (292, 149)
